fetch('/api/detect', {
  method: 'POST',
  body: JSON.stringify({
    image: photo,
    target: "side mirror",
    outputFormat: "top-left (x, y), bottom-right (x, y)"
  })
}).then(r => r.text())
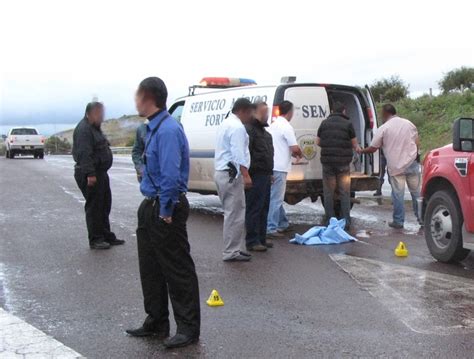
top-left (453, 118), bottom-right (474, 152)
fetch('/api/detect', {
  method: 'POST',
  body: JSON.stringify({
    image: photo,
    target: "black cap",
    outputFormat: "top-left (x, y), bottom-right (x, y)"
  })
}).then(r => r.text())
top-left (232, 98), bottom-right (254, 114)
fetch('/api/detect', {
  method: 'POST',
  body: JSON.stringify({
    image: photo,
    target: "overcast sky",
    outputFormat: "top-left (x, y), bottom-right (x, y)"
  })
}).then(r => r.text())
top-left (0, 0), bottom-right (473, 130)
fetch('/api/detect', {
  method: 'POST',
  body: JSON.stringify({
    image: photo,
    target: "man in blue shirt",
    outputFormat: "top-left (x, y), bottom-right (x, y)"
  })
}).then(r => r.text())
top-left (126, 77), bottom-right (200, 349)
top-left (214, 98), bottom-right (254, 262)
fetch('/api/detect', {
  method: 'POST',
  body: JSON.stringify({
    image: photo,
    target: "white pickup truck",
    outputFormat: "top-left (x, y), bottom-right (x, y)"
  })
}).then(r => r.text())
top-left (4, 127), bottom-right (45, 159)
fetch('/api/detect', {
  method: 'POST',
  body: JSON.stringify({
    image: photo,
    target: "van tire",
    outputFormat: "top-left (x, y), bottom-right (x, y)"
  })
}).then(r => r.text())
top-left (424, 190), bottom-right (470, 262)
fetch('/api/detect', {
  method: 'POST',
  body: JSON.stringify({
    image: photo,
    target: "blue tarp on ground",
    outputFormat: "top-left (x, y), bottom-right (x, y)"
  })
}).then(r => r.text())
top-left (290, 218), bottom-right (357, 245)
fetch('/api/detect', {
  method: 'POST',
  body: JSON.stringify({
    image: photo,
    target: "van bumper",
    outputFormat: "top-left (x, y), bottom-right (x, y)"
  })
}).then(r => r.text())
top-left (285, 176), bottom-right (380, 205)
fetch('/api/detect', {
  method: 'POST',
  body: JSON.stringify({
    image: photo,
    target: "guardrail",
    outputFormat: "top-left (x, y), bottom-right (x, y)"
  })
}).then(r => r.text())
top-left (110, 146), bottom-right (133, 155)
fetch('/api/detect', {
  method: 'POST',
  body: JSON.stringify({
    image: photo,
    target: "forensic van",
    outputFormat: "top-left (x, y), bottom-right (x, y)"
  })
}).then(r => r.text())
top-left (168, 77), bottom-right (380, 205)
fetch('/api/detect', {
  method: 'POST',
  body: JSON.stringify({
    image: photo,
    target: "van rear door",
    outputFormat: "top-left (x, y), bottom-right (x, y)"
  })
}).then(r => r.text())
top-left (364, 85), bottom-right (380, 176)
top-left (280, 85), bottom-right (330, 181)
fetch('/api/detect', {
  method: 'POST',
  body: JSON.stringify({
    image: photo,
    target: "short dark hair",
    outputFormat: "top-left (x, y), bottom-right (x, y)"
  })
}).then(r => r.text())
top-left (232, 98), bottom-right (254, 114)
top-left (332, 101), bottom-right (346, 114)
top-left (279, 101), bottom-right (293, 115)
top-left (138, 77), bottom-right (168, 109)
top-left (85, 102), bottom-right (103, 115)
top-left (382, 104), bottom-right (397, 115)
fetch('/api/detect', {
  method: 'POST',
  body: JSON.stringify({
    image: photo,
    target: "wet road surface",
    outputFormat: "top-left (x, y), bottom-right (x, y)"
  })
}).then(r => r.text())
top-left (0, 155), bottom-right (473, 358)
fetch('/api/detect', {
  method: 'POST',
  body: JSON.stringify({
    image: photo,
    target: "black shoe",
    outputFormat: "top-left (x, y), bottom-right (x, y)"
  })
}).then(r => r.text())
top-left (89, 241), bottom-right (111, 250)
top-left (388, 221), bottom-right (404, 229)
top-left (107, 238), bottom-right (125, 245)
top-left (126, 326), bottom-right (169, 338)
top-left (163, 333), bottom-right (199, 349)
top-left (246, 244), bottom-right (267, 252)
top-left (373, 190), bottom-right (382, 196)
top-left (223, 254), bottom-right (251, 262)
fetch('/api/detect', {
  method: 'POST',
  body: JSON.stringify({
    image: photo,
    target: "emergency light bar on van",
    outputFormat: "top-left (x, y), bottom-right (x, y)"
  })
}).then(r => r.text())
top-left (199, 77), bottom-right (257, 88)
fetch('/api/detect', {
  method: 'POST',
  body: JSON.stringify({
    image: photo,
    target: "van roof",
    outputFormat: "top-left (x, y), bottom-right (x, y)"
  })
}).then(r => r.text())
top-left (174, 83), bottom-right (362, 101)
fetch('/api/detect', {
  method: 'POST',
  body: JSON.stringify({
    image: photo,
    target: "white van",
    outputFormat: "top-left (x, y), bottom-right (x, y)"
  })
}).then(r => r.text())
top-left (168, 77), bottom-right (380, 205)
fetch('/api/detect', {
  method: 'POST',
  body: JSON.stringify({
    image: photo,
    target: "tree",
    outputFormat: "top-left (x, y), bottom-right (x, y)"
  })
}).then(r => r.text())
top-left (370, 75), bottom-right (409, 102)
top-left (45, 136), bottom-right (72, 154)
top-left (439, 66), bottom-right (474, 93)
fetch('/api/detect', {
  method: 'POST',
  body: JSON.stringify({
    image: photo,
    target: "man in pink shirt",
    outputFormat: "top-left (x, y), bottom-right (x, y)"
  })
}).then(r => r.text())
top-left (359, 104), bottom-right (421, 228)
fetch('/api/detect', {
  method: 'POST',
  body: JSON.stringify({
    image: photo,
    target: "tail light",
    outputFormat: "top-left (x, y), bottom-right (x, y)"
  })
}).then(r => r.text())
top-left (10, 136), bottom-right (15, 143)
top-left (272, 105), bottom-right (280, 119)
top-left (41, 137), bottom-right (45, 144)
top-left (367, 107), bottom-right (374, 129)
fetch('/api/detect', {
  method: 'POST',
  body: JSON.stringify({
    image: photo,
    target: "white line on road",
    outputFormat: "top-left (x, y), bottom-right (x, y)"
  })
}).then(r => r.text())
top-left (0, 308), bottom-right (82, 358)
top-left (330, 253), bottom-right (474, 335)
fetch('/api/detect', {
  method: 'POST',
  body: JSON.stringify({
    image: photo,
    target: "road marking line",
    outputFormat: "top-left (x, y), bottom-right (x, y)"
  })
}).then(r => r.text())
top-left (0, 308), bottom-right (83, 358)
top-left (329, 253), bottom-right (474, 335)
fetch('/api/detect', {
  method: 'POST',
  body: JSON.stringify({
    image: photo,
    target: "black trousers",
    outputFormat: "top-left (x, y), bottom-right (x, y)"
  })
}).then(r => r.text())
top-left (322, 164), bottom-right (351, 225)
top-left (74, 170), bottom-right (116, 244)
top-left (136, 196), bottom-right (200, 337)
top-left (245, 174), bottom-right (272, 247)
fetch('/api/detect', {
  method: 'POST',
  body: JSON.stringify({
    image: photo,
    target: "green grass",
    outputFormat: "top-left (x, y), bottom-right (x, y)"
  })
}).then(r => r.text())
top-left (383, 91), bottom-right (474, 156)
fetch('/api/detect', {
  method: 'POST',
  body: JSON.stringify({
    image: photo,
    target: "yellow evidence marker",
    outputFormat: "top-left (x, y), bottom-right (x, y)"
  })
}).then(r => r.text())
top-left (394, 241), bottom-right (409, 257)
top-left (206, 289), bottom-right (224, 307)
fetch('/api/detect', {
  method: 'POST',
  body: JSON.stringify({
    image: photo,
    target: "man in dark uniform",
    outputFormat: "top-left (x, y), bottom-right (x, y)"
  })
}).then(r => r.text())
top-left (245, 102), bottom-right (274, 252)
top-left (126, 77), bottom-right (200, 349)
top-left (72, 102), bottom-right (125, 249)
top-left (316, 102), bottom-right (361, 230)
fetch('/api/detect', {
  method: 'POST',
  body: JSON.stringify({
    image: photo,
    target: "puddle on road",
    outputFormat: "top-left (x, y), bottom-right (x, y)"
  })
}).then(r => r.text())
top-left (330, 253), bottom-right (474, 335)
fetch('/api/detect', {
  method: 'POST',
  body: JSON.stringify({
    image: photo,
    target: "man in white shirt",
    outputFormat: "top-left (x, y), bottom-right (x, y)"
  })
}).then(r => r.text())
top-left (267, 101), bottom-right (302, 237)
top-left (360, 104), bottom-right (421, 228)
top-left (215, 98), bottom-right (254, 261)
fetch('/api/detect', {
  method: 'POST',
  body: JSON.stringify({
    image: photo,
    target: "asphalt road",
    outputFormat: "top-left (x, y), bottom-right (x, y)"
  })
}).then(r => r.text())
top-left (1, 155), bottom-right (473, 358)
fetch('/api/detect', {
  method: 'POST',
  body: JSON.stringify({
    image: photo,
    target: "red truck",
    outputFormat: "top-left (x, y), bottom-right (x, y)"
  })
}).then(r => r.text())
top-left (419, 117), bottom-right (474, 262)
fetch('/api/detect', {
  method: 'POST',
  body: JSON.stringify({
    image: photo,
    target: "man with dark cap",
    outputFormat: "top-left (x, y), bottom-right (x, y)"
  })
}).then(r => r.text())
top-left (72, 102), bottom-right (125, 249)
top-left (316, 101), bottom-right (360, 230)
top-left (126, 77), bottom-right (200, 349)
top-left (214, 98), bottom-right (254, 262)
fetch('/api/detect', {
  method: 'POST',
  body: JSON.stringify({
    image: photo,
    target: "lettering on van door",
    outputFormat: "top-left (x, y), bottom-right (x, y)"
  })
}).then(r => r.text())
top-left (301, 105), bottom-right (327, 119)
top-left (188, 94), bottom-right (269, 127)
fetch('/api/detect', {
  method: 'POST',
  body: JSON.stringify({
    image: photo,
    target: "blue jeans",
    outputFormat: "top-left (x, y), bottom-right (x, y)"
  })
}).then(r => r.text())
top-left (267, 171), bottom-right (289, 233)
top-left (389, 161), bottom-right (421, 225)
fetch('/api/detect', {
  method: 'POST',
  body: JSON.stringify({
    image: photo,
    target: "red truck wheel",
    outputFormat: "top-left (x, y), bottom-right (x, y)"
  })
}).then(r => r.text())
top-left (424, 190), bottom-right (470, 262)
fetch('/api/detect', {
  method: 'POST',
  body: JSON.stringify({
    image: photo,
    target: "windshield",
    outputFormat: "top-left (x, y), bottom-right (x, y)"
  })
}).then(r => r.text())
top-left (11, 128), bottom-right (38, 135)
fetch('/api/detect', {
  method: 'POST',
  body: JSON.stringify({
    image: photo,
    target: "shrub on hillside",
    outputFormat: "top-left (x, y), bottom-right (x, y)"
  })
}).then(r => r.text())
top-left (439, 66), bottom-right (474, 93)
top-left (370, 75), bottom-right (409, 102)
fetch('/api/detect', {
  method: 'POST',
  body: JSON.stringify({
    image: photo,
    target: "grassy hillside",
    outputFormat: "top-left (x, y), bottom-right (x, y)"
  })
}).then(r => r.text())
top-left (56, 115), bottom-right (144, 147)
top-left (387, 91), bottom-right (474, 156)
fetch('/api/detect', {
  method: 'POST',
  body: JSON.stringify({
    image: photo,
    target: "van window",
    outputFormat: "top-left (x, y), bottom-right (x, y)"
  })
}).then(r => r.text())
top-left (11, 128), bottom-right (37, 135)
top-left (169, 102), bottom-right (185, 123)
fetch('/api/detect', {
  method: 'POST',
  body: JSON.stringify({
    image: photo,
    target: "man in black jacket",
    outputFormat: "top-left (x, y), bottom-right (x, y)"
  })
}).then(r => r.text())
top-left (316, 102), bottom-right (361, 229)
top-left (72, 102), bottom-right (125, 249)
top-left (245, 102), bottom-right (274, 251)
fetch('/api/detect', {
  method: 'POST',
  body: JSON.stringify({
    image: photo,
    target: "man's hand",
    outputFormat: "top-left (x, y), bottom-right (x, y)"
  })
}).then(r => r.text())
top-left (87, 176), bottom-right (97, 187)
top-left (136, 170), bottom-right (143, 183)
top-left (160, 216), bottom-right (172, 224)
top-left (243, 174), bottom-right (253, 189)
top-left (356, 146), bottom-right (363, 154)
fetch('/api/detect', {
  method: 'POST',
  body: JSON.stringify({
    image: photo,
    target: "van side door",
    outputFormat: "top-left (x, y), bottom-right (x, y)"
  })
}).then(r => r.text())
top-left (364, 85), bottom-right (380, 176)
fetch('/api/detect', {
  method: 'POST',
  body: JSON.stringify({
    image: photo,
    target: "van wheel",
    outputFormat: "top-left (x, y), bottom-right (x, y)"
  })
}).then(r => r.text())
top-left (424, 190), bottom-right (470, 262)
